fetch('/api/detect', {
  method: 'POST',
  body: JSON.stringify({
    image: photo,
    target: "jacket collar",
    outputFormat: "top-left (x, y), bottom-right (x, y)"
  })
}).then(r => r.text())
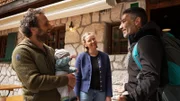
top-left (129, 21), bottom-right (162, 45)
top-left (17, 38), bottom-right (50, 54)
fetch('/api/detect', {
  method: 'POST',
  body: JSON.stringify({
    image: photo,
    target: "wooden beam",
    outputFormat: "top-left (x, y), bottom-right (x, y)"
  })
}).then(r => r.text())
top-left (146, 0), bottom-right (180, 20)
top-left (0, 0), bottom-right (62, 18)
top-left (149, 0), bottom-right (170, 4)
top-left (147, 0), bottom-right (180, 10)
top-left (0, 0), bottom-right (42, 15)
top-left (116, 0), bottom-right (137, 3)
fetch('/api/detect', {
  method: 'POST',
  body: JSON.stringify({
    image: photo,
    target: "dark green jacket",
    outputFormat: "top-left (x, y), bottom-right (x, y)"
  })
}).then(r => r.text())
top-left (12, 38), bottom-right (68, 101)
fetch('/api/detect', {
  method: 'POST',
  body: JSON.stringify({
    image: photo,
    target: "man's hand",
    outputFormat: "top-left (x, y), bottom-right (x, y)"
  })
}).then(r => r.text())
top-left (70, 54), bottom-right (77, 59)
top-left (118, 95), bottom-right (126, 101)
top-left (68, 85), bottom-right (73, 92)
top-left (67, 74), bottom-right (76, 89)
top-left (77, 96), bottom-right (80, 101)
top-left (106, 96), bottom-right (111, 101)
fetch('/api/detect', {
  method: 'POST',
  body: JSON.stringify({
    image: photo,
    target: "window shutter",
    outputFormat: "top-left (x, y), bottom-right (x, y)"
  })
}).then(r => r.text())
top-left (131, 2), bottom-right (139, 8)
top-left (0, 32), bottom-right (17, 62)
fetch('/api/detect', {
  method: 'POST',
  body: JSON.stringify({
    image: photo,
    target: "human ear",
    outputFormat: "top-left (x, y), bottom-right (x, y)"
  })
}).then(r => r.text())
top-left (135, 17), bottom-right (141, 27)
top-left (84, 44), bottom-right (88, 48)
top-left (30, 27), bottom-right (37, 34)
top-left (82, 41), bottom-right (87, 47)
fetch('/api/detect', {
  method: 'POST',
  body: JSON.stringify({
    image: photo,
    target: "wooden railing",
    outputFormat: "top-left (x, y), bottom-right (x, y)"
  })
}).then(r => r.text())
top-left (0, 0), bottom-right (16, 7)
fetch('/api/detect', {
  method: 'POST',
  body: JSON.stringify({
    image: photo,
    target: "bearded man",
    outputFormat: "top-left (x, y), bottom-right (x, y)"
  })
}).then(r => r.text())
top-left (12, 8), bottom-right (76, 101)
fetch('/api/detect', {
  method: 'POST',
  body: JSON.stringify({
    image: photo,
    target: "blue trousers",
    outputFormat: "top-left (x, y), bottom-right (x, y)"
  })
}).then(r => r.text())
top-left (80, 89), bottom-right (105, 101)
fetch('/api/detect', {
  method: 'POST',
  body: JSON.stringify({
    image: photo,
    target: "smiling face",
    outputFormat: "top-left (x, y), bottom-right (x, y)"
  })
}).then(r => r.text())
top-left (82, 33), bottom-right (97, 51)
top-left (119, 14), bottom-right (140, 38)
top-left (35, 14), bottom-right (52, 42)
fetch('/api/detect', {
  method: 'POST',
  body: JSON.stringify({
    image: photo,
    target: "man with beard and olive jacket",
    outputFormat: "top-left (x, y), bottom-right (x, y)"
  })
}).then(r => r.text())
top-left (118, 7), bottom-right (168, 101)
top-left (11, 8), bottom-right (76, 101)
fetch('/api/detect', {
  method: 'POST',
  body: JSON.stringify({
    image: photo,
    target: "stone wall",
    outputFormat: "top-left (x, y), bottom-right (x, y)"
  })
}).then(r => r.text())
top-left (0, 1), bottom-right (145, 100)
top-left (0, 27), bottom-right (24, 96)
top-left (0, 63), bottom-right (22, 96)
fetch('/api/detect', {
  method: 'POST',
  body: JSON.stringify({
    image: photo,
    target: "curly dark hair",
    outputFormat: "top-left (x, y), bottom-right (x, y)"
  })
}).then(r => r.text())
top-left (19, 8), bottom-right (44, 37)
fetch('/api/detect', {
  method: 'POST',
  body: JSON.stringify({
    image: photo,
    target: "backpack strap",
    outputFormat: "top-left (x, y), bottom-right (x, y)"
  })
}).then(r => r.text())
top-left (132, 43), bottom-right (142, 70)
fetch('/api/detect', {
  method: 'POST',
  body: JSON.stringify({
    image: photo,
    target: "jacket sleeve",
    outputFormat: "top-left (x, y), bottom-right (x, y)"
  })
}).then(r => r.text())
top-left (126, 36), bottom-right (163, 101)
top-left (106, 55), bottom-right (113, 97)
top-left (68, 68), bottom-right (77, 73)
top-left (74, 54), bottom-right (82, 97)
top-left (11, 47), bottom-right (68, 93)
top-left (56, 56), bottom-right (71, 67)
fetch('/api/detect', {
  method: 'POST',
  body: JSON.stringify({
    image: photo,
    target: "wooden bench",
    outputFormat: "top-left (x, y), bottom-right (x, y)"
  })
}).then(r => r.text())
top-left (6, 95), bottom-right (23, 101)
top-left (0, 85), bottom-right (22, 96)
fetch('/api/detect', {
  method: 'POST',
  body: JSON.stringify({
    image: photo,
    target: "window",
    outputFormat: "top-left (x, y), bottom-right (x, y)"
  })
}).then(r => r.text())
top-left (111, 26), bottom-right (128, 54)
top-left (0, 32), bottom-right (17, 62)
top-left (45, 26), bottom-right (65, 49)
top-left (106, 23), bottom-right (128, 54)
top-left (0, 36), bottom-right (7, 58)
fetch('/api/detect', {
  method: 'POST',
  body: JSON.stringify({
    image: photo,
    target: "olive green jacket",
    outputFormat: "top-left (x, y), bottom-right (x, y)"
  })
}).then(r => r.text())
top-left (12, 38), bottom-right (68, 101)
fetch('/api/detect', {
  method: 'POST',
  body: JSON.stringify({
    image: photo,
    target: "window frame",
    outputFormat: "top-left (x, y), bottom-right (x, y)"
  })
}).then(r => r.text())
top-left (0, 35), bottom-right (8, 58)
top-left (106, 23), bottom-right (128, 55)
top-left (45, 25), bottom-right (65, 49)
top-left (0, 32), bottom-right (17, 62)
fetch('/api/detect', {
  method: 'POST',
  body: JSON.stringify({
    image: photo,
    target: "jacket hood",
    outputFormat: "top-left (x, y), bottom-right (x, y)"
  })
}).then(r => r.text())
top-left (129, 21), bottom-right (162, 45)
top-left (17, 38), bottom-right (48, 51)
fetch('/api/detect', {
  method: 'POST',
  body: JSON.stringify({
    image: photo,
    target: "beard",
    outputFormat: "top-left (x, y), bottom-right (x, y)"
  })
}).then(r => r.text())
top-left (36, 28), bottom-right (50, 42)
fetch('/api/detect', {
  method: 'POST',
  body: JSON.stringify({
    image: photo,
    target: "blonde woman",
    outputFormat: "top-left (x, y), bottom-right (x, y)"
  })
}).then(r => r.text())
top-left (74, 32), bottom-right (112, 101)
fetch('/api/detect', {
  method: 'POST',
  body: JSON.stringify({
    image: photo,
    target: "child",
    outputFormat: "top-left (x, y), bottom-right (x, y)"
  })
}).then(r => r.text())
top-left (54, 49), bottom-right (77, 101)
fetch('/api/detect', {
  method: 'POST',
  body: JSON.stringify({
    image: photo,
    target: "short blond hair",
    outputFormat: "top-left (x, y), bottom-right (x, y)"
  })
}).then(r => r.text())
top-left (81, 32), bottom-right (95, 43)
top-left (81, 32), bottom-right (96, 51)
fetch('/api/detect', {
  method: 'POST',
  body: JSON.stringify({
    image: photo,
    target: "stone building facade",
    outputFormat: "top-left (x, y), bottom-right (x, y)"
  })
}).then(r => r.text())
top-left (0, 0), bottom-right (145, 100)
